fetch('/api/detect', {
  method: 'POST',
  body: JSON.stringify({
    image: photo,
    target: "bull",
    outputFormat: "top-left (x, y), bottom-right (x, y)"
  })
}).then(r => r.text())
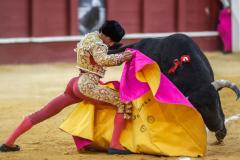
top-left (108, 33), bottom-right (240, 142)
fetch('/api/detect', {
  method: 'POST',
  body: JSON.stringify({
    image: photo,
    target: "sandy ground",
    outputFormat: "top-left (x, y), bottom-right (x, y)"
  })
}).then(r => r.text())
top-left (0, 52), bottom-right (240, 160)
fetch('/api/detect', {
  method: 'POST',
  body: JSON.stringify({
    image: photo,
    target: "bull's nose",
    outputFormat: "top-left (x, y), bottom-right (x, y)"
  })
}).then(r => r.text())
top-left (215, 127), bottom-right (227, 142)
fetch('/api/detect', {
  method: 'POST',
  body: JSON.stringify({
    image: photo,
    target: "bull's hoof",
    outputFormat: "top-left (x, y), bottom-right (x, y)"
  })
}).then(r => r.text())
top-left (215, 128), bottom-right (227, 142)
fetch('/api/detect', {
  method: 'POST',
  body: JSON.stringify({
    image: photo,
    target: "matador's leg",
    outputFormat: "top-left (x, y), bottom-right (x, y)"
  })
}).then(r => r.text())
top-left (73, 73), bottom-right (132, 151)
top-left (73, 73), bottom-right (131, 119)
top-left (1, 77), bottom-right (82, 151)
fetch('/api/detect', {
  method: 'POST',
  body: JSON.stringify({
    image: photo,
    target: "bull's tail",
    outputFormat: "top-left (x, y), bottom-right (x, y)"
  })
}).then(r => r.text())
top-left (211, 80), bottom-right (240, 100)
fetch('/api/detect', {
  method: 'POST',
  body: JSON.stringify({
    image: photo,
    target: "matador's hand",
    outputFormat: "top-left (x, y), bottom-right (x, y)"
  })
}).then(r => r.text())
top-left (123, 51), bottom-right (133, 61)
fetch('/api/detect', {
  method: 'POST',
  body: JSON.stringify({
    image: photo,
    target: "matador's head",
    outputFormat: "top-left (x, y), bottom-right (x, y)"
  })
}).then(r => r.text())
top-left (99, 20), bottom-right (125, 47)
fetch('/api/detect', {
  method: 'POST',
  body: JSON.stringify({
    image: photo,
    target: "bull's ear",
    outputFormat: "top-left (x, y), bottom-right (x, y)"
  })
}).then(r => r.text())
top-left (109, 43), bottom-right (123, 50)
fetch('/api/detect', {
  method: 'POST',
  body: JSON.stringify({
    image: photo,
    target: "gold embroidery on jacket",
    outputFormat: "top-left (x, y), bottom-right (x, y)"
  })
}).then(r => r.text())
top-left (74, 32), bottom-right (133, 119)
top-left (91, 44), bottom-right (125, 66)
top-left (75, 31), bottom-right (130, 77)
top-left (75, 32), bottom-right (106, 77)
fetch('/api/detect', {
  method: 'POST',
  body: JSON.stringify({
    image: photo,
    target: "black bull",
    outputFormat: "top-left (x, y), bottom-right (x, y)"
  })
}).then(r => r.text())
top-left (108, 34), bottom-right (240, 142)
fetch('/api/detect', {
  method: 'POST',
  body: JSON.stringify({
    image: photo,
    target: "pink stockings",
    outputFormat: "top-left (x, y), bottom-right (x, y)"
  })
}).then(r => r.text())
top-left (110, 113), bottom-right (125, 149)
top-left (4, 76), bottom-right (125, 150)
top-left (4, 77), bottom-right (81, 146)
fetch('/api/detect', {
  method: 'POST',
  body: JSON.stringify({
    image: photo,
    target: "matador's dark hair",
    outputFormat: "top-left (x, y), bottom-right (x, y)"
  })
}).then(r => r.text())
top-left (99, 20), bottom-right (125, 42)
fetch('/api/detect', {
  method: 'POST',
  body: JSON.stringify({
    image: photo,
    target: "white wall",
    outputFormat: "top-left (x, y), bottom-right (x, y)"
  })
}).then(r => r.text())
top-left (231, 0), bottom-right (240, 53)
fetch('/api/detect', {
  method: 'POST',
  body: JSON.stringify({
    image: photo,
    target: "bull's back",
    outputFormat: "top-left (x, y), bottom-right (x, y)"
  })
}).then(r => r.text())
top-left (132, 34), bottom-right (214, 96)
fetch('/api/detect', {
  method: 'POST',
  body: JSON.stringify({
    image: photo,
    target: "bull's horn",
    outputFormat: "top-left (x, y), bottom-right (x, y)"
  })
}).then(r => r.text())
top-left (211, 80), bottom-right (240, 100)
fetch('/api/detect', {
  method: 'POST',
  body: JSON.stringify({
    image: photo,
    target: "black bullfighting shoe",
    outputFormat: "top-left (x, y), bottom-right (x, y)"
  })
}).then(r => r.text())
top-left (0, 144), bottom-right (20, 152)
top-left (108, 148), bottom-right (132, 154)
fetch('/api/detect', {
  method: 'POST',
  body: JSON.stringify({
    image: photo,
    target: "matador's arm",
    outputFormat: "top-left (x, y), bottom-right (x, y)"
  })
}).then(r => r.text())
top-left (90, 43), bottom-right (132, 67)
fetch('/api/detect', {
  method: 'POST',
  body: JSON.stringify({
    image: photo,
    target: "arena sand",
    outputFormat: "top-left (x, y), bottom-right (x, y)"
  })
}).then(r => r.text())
top-left (0, 52), bottom-right (240, 160)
